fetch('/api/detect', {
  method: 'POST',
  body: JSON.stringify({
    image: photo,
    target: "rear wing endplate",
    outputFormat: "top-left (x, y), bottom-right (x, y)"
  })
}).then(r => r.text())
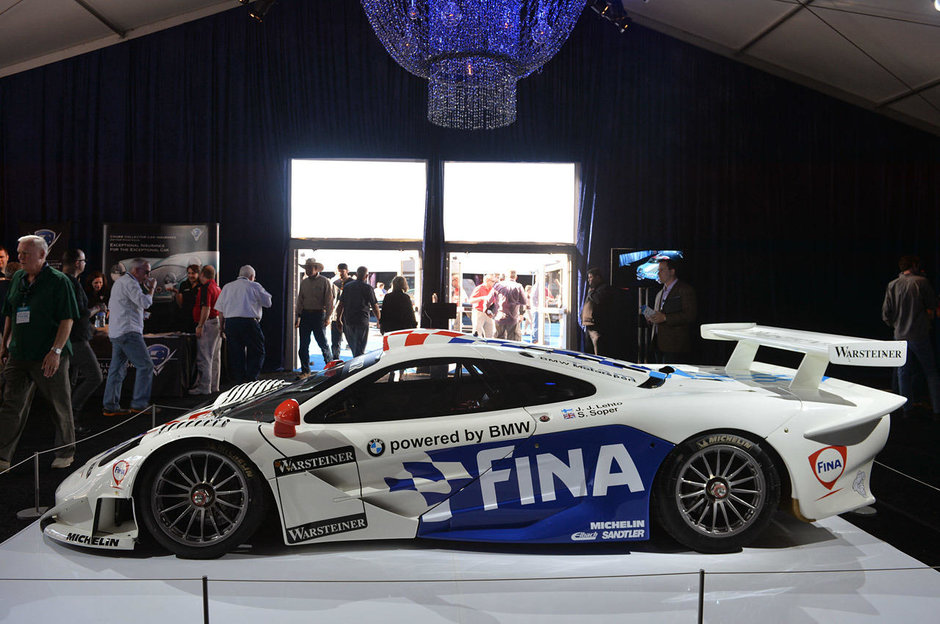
top-left (701, 323), bottom-right (906, 391)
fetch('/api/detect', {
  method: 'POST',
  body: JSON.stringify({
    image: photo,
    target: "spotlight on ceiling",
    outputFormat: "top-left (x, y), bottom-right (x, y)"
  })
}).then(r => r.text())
top-left (588, 0), bottom-right (632, 33)
top-left (249, 0), bottom-right (276, 22)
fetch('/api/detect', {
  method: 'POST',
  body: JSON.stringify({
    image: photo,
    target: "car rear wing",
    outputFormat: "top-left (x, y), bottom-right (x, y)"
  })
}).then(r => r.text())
top-left (701, 323), bottom-right (907, 391)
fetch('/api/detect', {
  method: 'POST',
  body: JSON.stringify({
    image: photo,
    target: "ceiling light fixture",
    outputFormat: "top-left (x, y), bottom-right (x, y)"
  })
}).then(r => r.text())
top-left (361, 0), bottom-right (588, 130)
top-left (249, 0), bottom-right (277, 22)
top-left (588, 0), bottom-right (631, 33)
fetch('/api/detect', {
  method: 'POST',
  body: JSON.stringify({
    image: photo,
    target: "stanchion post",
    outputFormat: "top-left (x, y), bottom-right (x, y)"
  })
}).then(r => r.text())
top-left (202, 575), bottom-right (209, 624)
top-left (32, 452), bottom-right (40, 512)
top-left (16, 452), bottom-right (49, 519)
top-left (698, 568), bottom-right (705, 624)
top-left (152, 404), bottom-right (157, 429)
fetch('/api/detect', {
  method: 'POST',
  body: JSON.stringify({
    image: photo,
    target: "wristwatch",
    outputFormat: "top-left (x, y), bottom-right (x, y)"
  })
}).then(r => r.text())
top-left (51, 347), bottom-right (62, 355)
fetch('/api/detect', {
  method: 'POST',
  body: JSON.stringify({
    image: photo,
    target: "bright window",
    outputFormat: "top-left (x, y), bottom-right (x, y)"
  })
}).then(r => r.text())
top-left (291, 159), bottom-right (426, 240)
top-left (443, 162), bottom-right (577, 244)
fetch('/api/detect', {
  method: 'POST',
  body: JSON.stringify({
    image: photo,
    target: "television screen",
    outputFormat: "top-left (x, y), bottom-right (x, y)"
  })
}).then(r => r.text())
top-left (617, 249), bottom-right (684, 282)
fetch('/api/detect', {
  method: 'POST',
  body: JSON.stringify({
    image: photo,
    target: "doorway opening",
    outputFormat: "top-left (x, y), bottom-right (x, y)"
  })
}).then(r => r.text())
top-left (447, 251), bottom-right (571, 348)
top-left (288, 248), bottom-right (422, 371)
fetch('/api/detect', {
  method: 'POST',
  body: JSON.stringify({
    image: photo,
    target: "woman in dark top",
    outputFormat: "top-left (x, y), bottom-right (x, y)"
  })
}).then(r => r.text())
top-left (378, 276), bottom-right (417, 334)
top-left (84, 271), bottom-right (110, 306)
top-left (170, 264), bottom-right (201, 333)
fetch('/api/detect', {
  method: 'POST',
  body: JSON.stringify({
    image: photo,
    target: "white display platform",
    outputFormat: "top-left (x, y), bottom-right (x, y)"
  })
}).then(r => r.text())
top-left (0, 514), bottom-right (938, 623)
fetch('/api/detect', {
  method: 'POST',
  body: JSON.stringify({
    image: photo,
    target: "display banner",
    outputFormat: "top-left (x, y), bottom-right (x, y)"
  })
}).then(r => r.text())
top-left (103, 223), bottom-right (219, 332)
top-left (103, 223), bottom-right (219, 300)
top-left (19, 222), bottom-right (71, 270)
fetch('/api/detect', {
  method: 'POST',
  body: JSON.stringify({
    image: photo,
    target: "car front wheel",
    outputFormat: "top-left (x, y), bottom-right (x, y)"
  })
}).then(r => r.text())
top-left (653, 432), bottom-right (780, 553)
top-left (138, 443), bottom-right (267, 559)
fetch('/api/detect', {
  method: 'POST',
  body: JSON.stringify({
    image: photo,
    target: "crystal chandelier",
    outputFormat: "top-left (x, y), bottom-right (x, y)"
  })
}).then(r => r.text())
top-left (361, 0), bottom-right (587, 130)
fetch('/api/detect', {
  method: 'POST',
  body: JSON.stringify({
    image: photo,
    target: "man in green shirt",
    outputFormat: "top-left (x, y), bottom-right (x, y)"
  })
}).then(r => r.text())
top-left (0, 235), bottom-right (80, 471)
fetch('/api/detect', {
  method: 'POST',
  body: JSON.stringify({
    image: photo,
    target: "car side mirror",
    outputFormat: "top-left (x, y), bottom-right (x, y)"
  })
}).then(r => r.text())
top-left (274, 399), bottom-right (301, 438)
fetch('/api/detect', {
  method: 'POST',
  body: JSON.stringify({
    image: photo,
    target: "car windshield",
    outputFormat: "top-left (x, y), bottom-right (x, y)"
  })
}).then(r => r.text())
top-left (218, 351), bottom-right (384, 422)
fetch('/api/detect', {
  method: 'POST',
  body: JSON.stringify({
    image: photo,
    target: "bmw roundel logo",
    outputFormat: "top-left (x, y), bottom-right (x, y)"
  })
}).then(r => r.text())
top-left (367, 439), bottom-right (385, 457)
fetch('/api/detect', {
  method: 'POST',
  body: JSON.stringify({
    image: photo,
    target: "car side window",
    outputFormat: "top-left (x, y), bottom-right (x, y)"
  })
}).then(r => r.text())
top-left (309, 359), bottom-right (499, 424)
top-left (487, 360), bottom-right (596, 409)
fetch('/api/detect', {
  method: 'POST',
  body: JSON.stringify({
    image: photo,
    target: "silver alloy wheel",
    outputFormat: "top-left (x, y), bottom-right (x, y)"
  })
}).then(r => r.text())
top-left (674, 443), bottom-right (766, 537)
top-left (149, 449), bottom-right (250, 548)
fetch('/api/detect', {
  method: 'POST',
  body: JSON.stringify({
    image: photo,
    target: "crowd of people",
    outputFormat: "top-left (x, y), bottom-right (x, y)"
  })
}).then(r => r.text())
top-left (5, 238), bottom-right (938, 472)
top-left (0, 238), bottom-right (276, 471)
top-left (295, 260), bottom-right (417, 375)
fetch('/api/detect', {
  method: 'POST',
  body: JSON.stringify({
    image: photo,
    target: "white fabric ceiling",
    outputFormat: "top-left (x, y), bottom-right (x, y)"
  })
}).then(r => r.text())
top-left (623, 0), bottom-right (940, 136)
top-left (0, 0), bottom-right (938, 136)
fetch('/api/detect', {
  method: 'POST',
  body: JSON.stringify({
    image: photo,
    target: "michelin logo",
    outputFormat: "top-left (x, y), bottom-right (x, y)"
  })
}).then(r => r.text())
top-left (590, 520), bottom-right (646, 539)
top-left (66, 533), bottom-right (120, 548)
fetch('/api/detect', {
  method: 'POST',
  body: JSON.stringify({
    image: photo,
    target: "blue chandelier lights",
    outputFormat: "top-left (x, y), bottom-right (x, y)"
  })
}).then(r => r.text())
top-left (361, 0), bottom-right (588, 130)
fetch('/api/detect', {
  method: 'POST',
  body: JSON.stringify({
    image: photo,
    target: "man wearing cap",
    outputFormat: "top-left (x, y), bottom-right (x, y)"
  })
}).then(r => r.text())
top-left (296, 259), bottom-right (333, 375)
top-left (330, 263), bottom-right (353, 360)
top-left (215, 265), bottom-right (272, 384)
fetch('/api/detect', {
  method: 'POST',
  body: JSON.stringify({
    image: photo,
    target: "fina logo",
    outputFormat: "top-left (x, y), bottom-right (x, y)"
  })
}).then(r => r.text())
top-left (808, 445), bottom-right (847, 490)
top-left (148, 344), bottom-right (176, 376)
top-left (367, 439), bottom-right (385, 457)
top-left (112, 460), bottom-right (129, 486)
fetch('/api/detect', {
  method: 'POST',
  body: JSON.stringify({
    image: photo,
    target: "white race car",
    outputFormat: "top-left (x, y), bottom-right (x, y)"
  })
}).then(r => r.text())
top-left (41, 324), bottom-right (906, 558)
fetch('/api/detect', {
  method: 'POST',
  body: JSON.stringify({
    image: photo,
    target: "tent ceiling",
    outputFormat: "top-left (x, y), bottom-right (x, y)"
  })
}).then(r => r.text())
top-left (0, 0), bottom-right (938, 136)
top-left (623, 0), bottom-right (940, 136)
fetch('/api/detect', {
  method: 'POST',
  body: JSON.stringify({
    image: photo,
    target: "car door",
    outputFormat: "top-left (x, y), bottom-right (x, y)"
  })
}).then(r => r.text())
top-left (300, 357), bottom-right (538, 536)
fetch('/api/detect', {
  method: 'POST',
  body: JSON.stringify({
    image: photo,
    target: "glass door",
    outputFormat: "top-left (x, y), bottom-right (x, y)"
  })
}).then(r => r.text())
top-left (289, 248), bottom-right (422, 371)
top-left (446, 251), bottom-right (572, 348)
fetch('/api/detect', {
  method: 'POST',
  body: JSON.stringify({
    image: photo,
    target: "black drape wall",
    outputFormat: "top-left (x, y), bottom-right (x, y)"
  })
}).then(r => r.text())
top-left (2, 1), bottom-right (939, 369)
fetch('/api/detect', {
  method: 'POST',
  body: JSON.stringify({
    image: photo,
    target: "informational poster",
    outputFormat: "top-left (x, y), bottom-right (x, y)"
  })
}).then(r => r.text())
top-left (18, 222), bottom-right (71, 270)
top-left (103, 223), bottom-right (219, 332)
top-left (103, 223), bottom-right (219, 302)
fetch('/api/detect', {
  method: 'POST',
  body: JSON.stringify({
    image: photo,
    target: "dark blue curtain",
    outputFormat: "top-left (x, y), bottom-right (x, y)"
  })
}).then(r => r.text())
top-left (2, 0), bottom-right (939, 368)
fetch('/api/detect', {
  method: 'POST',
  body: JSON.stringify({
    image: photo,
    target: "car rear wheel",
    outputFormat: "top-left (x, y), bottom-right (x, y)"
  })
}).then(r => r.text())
top-left (138, 443), bottom-right (267, 559)
top-left (653, 432), bottom-right (779, 553)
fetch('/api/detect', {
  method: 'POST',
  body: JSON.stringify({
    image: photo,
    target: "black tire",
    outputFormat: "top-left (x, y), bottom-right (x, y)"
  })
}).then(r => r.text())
top-left (137, 442), bottom-right (267, 559)
top-left (653, 432), bottom-right (780, 553)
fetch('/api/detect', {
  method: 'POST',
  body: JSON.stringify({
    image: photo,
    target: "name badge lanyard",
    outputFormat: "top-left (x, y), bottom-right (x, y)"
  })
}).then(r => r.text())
top-left (15, 277), bottom-right (36, 324)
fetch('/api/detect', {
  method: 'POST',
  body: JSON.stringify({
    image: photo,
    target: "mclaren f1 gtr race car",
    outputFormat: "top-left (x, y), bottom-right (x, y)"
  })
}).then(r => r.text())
top-left (41, 324), bottom-right (906, 558)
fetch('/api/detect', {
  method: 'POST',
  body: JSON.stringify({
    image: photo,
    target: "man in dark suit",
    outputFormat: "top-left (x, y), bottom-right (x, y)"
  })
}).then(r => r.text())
top-left (648, 258), bottom-right (697, 363)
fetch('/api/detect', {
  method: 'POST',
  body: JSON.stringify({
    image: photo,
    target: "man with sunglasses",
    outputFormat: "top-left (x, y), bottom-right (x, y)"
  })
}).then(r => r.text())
top-left (102, 257), bottom-right (155, 417)
top-left (0, 235), bottom-right (80, 471)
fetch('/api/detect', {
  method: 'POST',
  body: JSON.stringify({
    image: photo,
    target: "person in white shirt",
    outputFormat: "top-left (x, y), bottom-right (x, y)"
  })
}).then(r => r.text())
top-left (102, 258), bottom-right (155, 416)
top-left (215, 265), bottom-right (272, 384)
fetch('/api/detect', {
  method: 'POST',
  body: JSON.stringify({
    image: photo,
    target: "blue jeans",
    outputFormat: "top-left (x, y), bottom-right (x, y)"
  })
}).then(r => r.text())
top-left (344, 323), bottom-right (369, 357)
top-left (898, 338), bottom-right (940, 414)
top-left (330, 321), bottom-right (344, 360)
top-left (227, 317), bottom-right (265, 383)
top-left (103, 332), bottom-right (154, 410)
top-left (298, 310), bottom-right (330, 372)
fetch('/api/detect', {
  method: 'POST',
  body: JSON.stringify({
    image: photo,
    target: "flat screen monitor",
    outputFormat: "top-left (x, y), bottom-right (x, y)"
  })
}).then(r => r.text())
top-left (611, 249), bottom-right (684, 286)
